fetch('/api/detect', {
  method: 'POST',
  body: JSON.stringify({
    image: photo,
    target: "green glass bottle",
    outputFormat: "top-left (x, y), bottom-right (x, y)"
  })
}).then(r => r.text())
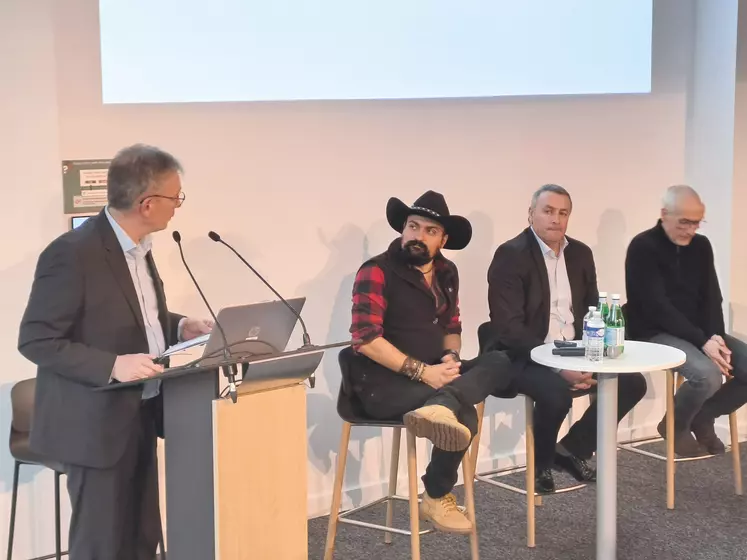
top-left (597, 292), bottom-right (610, 322)
top-left (604, 294), bottom-right (625, 358)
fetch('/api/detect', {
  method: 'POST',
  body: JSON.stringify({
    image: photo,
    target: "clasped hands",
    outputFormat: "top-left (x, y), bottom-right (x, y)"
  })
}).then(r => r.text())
top-left (419, 352), bottom-right (462, 389)
top-left (702, 335), bottom-right (733, 377)
top-left (558, 369), bottom-right (597, 391)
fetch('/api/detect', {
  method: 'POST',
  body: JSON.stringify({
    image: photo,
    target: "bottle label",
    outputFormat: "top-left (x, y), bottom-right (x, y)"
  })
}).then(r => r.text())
top-left (585, 326), bottom-right (605, 339)
top-left (605, 327), bottom-right (624, 346)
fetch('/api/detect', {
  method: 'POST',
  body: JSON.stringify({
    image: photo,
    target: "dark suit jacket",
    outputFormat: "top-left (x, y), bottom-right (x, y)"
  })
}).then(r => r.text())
top-left (485, 227), bottom-right (598, 364)
top-left (18, 210), bottom-right (184, 469)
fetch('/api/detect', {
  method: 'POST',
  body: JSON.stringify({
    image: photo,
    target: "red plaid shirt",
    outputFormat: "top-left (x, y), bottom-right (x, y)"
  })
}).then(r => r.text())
top-left (350, 260), bottom-right (462, 348)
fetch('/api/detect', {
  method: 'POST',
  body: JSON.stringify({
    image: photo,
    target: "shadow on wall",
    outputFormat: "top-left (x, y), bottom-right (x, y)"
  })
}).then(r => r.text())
top-left (166, 229), bottom-right (261, 315)
top-left (298, 222), bottom-right (386, 508)
top-left (590, 208), bottom-right (629, 301)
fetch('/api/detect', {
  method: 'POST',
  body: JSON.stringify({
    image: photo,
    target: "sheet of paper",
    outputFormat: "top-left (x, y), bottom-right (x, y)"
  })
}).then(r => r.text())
top-left (160, 333), bottom-right (210, 357)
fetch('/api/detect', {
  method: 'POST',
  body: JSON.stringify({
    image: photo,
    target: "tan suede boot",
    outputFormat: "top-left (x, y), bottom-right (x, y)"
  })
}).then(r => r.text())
top-left (420, 492), bottom-right (472, 534)
top-left (403, 404), bottom-right (471, 451)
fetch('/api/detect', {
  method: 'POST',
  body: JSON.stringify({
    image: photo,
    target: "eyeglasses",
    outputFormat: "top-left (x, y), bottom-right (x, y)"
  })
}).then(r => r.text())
top-left (140, 191), bottom-right (186, 207)
top-left (676, 218), bottom-right (705, 229)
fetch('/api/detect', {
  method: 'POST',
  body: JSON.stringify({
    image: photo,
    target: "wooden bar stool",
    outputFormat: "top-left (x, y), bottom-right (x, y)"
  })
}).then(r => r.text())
top-left (619, 371), bottom-right (743, 509)
top-left (469, 323), bottom-right (588, 548)
top-left (324, 347), bottom-right (479, 560)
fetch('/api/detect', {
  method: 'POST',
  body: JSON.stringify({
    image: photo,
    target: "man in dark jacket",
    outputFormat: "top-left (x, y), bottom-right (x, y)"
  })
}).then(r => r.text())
top-left (485, 184), bottom-right (647, 494)
top-left (18, 144), bottom-right (213, 559)
top-left (626, 185), bottom-right (747, 457)
top-left (348, 190), bottom-right (514, 533)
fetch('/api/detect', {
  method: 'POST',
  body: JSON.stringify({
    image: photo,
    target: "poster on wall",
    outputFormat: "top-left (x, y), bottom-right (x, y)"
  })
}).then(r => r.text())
top-left (61, 159), bottom-right (110, 214)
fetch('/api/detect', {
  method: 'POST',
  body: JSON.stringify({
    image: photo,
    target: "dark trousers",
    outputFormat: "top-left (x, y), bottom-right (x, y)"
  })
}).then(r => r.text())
top-left (649, 333), bottom-right (747, 430)
top-left (513, 363), bottom-right (647, 470)
top-left (357, 351), bottom-right (513, 498)
top-left (66, 399), bottom-right (161, 560)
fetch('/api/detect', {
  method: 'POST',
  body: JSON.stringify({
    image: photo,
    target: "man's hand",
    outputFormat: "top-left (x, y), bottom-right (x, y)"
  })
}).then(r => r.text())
top-left (703, 338), bottom-right (733, 377)
top-left (421, 362), bottom-right (461, 389)
top-left (112, 354), bottom-right (163, 383)
top-left (181, 318), bottom-right (214, 341)
top-left (557, 369), bottom-right (597, 391)
top-left (441, 352), bottom-right (459, 364)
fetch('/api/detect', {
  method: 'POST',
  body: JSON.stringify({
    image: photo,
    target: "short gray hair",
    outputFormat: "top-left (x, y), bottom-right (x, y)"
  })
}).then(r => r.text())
top-left (107, 144), bottom-right (183, 210)
top-left (530, 183), bottom-right (572, 210)
top-left (662, 184), bottom-right (702, 212)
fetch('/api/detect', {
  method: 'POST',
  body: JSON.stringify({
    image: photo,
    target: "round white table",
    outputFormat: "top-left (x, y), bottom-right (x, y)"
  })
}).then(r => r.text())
top-left (530, 340), bottom-right (685, 560)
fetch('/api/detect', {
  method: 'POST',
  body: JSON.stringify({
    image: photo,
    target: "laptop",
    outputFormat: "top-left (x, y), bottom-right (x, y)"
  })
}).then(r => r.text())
top-left (196, 297), bottom-right (306, 367)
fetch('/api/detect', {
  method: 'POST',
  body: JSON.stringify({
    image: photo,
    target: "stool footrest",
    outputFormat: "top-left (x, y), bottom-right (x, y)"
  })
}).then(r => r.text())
top-left (337, 494), bottom-right (433, 537)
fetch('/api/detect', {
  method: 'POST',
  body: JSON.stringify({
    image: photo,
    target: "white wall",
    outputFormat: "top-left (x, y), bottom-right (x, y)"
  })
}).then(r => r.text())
top-left (0, 0), bottom-right (70, 556)
top-left (8, 0), bottom-right (743, 556)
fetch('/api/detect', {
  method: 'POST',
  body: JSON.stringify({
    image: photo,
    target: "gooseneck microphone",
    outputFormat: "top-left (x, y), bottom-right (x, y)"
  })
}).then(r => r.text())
top-left (207, 230), bottom-right (312, 348)
top-left (172, 231), bottom-right (238, 402)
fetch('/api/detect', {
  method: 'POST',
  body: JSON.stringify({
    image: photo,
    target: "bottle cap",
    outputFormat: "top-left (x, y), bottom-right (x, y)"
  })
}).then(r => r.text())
top-left (599, 292), bottom-right (608, 297)
top-left (588, 306), bottom-right (596, 310)
top-left (612, 293), bottom-right (620, 299)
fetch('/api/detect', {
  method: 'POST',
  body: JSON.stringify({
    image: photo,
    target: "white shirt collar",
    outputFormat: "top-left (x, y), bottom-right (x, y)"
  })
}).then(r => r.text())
top-left (530, 226), bottom-right (568, 257)
top-left (104, 206), bottom-right (152, 253)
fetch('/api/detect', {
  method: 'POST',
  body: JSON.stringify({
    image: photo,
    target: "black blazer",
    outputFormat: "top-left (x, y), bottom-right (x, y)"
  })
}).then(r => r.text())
top-left (486, 227), bottom-right (598, 362)
top-left (18, 210), bottom-right (183, 469)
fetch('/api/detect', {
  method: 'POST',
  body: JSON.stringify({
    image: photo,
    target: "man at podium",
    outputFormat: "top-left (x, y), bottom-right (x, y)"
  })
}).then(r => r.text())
top-left (348, 191), bottom-right (514, 533)
top-left (18, 144), bottom-right (212, 560)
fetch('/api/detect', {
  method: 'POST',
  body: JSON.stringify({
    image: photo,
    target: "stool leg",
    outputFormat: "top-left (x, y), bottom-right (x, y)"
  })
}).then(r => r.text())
top-left (384, 428), bottom-right (402, 544)
top-left (525, 398), bottom-right (536, 548)
top-left (470, 401), bottom-right (485, 471)
top-left (159, 518), bottom-right (167, 560)
top-left (406, 430), bottom-right (421, 560)
top-left (666, 370), bottom-right (676, 510)
top-left (729, 412), bottom-right (743, 495)
top-left (324, 422), bottom-right (352, 560)
top-left (7, 461), bottom-right (20, 560)
top-left (462, 453), bottom-right (479, 559)
top-left (54, 471), bottom-right (61, 560)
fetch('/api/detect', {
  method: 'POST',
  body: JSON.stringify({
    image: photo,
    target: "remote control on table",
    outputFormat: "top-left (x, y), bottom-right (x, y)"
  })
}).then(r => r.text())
top-left (554, 340), bottom-right (577, 348)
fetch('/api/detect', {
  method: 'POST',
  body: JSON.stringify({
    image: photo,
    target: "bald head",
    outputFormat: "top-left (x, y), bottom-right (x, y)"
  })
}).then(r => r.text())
top-left (662, 185), bottom-right (703, 212)
top-left (660, 185), bottom-right (705, 246)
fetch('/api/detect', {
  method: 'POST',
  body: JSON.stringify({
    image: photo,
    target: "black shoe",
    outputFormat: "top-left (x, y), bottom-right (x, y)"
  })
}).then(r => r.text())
top-left (535, 468), bottom-right (555, 494)
top-left (657, 418), bottom-right (709, 458)
top-left (553, 452), bottom-right (596, 482)
top-left (691, 416), bottom-right (726, 455)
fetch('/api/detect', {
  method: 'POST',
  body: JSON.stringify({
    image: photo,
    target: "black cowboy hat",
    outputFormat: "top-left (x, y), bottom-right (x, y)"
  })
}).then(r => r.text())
top-left (386, 190), bottom-right (472, 250)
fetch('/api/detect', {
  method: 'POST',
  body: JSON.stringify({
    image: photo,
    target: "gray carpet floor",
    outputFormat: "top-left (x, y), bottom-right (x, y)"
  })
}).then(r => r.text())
top-left (309, 441), bottom-right (747, 560)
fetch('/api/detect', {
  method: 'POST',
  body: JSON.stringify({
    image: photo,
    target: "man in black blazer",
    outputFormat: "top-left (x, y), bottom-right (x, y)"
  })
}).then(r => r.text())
top-left (485, 184), bottom-right (647, 493)
top-left (18, 144), bottom-right (213, 559)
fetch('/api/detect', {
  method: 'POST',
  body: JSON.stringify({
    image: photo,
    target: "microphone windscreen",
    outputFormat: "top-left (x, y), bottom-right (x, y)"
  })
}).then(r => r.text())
top-left (172, 231), bottom-right (182, 243)
top-left (208, 231), bottom-right (221, 242)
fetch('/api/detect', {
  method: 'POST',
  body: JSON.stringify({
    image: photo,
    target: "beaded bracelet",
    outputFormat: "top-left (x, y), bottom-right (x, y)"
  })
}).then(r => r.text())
top-left (399, 356), bottom-right (426, 382)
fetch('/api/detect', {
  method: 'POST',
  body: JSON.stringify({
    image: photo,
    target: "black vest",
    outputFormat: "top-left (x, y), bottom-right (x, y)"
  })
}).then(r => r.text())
top-left (355, 238), bottom-right (460, 381)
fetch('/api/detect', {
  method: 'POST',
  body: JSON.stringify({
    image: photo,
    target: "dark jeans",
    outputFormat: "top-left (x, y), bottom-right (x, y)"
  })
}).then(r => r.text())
top-left (513, 363), bottom-right (647, 470)
top-left (649, 333), bottom-right (747, 431)
top-left (356, 351), bottom-right (513, 498)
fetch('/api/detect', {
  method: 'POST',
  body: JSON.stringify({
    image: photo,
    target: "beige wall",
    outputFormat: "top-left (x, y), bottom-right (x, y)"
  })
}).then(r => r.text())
top-left (8, 0), bottom-right (743, 556)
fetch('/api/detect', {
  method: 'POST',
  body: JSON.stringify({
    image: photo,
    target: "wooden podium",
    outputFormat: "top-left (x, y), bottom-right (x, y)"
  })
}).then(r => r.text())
top-left (100, 342), bottom-right (346, 559)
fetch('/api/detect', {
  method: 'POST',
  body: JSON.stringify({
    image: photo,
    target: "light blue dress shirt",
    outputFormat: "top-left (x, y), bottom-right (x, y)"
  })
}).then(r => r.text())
top-left (105, 206), bottom-right (169, 399)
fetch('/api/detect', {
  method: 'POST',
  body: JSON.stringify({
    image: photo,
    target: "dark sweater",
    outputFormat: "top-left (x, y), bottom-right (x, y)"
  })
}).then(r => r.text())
top-left (625, 220), bottom-right (724, 348)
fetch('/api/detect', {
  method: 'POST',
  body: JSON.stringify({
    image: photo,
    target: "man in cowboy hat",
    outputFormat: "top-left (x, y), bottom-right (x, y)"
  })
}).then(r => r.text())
top-left (484, 184), bottom-right (647, 494)
top-left (347, 190), bottom-right (514, 533)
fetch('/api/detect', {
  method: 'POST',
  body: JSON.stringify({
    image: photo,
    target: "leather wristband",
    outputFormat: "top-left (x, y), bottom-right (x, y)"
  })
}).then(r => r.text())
top-left (442, 349), bottom-right (460, 362)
